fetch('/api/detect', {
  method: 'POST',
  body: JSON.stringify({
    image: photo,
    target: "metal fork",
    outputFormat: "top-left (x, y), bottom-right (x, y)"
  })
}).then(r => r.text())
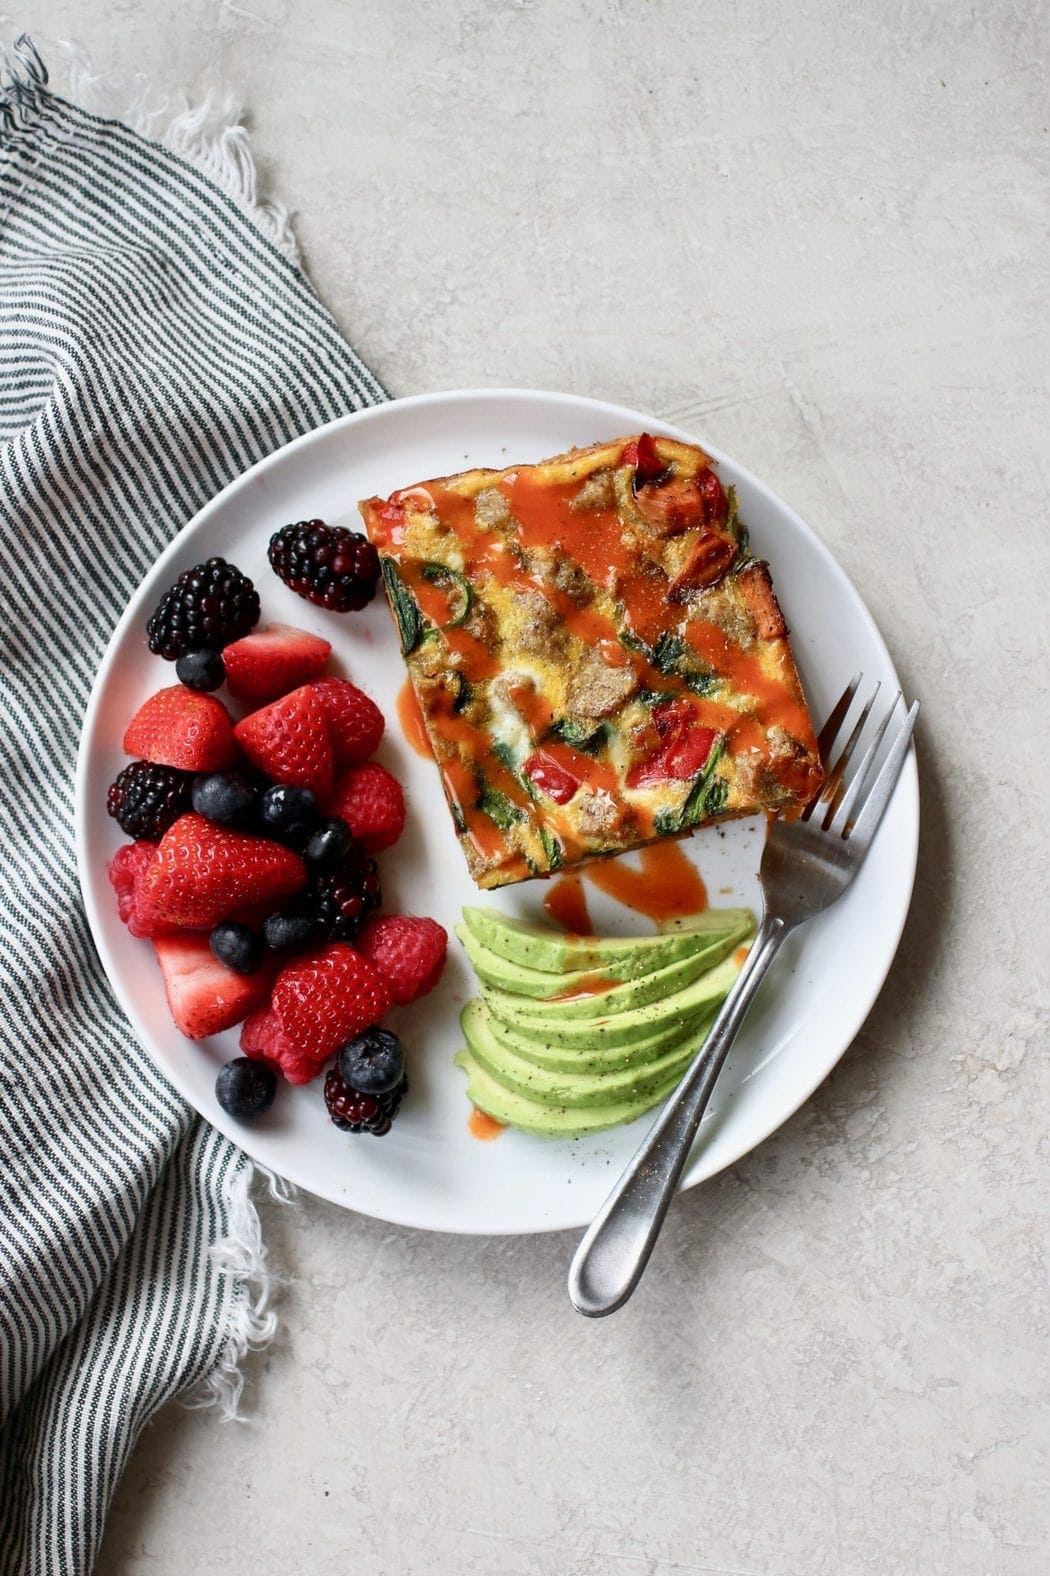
top-left (568, 675), bottom-right (919, 1317)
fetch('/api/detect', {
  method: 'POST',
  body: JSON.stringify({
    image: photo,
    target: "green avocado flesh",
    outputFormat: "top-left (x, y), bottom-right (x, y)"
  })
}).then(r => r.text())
top-left (453, 904), bottom-right (755, 1138)
top-left (462, 999), bottom-right (702, 1108)
top-left (455, 907), bottom-right (751, 1002)
top-left (453, 1048), bottom-right (688, 1138)
top-left (460, 905), bottom-right (751, 977)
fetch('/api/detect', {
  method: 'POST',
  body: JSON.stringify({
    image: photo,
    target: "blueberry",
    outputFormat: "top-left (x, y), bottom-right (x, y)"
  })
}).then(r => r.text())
top-left (215, 1058), bottom-right (277, 1122)
top-left (192, 770), bottom-right (257, 826)
top-left (338, 1027), bottom-right (405, 1096)
top-left (259, 783), bottom-right (318, 847)
top-left (176, 647), bottom-right (226, 692)
top-left (262, 911), bottom-right (318, 954)
top-left (304, 816), bottom-right (353, 868)
top-left (210, 920), bottom-right (263, 975)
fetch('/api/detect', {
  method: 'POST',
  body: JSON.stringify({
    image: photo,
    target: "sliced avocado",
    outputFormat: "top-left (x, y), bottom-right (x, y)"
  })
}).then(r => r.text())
top-left (478, 918), bottom-right (751, 1021)
top-left (481, 950), bottom-right (744, 1045)
top-left (462, 999), bottom-right (697, 1108)
top-left (456, 924), bottom-right (622, 1000)
top-left (483, 1001), bottom-right (718, 1073)
top-left (453, 1048), bottom-right (682, 1138)
top-left (461, 904), bottom-right (751, 977)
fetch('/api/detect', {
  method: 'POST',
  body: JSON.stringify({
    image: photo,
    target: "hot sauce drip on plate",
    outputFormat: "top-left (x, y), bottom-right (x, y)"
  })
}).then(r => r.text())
top-left (468, 1107), bottom-right (505, 1140)
top-left (543, 873), bottom-right (593, 935)
top-left (582, 842), bottom-right (708, 924)
top-left (396, 679), bottom-right (434, 760)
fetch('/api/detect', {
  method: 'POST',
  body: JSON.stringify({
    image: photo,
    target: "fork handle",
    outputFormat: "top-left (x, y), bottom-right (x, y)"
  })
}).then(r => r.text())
top-left (568, 913), bottom-right (788, 1317)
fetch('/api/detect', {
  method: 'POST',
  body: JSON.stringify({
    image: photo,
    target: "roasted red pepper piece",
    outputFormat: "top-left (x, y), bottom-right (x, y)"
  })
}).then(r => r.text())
top-left (626, 701), bottom-right (717, 787)
top-left (523, 749), bottom-right (580, 804)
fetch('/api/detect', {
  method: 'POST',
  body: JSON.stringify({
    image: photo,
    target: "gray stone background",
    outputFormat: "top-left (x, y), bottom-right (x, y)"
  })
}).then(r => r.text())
top-left (28, 1), bottom-right (1050, 1571)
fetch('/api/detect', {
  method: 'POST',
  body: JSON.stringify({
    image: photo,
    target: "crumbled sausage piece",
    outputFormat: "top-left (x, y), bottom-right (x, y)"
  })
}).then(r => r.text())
top-left (575, 791), bottom-right (618, 835)
top-left (566, 653), bottom-right (637, 720)
top-left (571, 470), bottom-right (615, 512)
top-left (475, 488), bottom-right (512, 529)
top-left (515, 589), bottom-right (563, 654)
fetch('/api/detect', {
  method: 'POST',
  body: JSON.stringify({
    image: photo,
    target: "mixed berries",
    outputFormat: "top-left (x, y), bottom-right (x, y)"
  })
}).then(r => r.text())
top-left (106, 544), bottom-right (447, 1139)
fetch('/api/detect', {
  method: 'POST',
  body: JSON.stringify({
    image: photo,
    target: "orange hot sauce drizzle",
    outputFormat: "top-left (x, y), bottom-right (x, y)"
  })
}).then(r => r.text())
top-left (583, 842), bottom-right (708, 924)
top-left (396, 679), bottom-right (434, 760)
top-left (468, 1107), bottom-right (505, 1140)
top-left (543, 873), bottom-right (594, 935)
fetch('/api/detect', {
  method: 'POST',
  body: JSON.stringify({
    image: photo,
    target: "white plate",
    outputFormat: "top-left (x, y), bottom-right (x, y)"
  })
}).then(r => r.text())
top-left (77, 390), bottom-right (918, 1235)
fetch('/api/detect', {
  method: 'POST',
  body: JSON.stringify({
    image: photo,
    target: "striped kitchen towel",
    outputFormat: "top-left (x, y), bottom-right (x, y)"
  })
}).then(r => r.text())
top-left (0, 37), bottom-right (384, 1574)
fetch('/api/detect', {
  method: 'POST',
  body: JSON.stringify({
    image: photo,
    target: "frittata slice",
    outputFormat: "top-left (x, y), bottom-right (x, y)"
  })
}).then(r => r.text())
top-left (360, 434), bottom-right (823, 889)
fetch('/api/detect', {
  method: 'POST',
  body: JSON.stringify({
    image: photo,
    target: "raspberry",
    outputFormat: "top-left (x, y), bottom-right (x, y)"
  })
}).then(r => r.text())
top-left (306, 843), bottom-right (382, 942)
top-left (147, 557), bottom-right (259, 659)
top-left (107, 761), bottom-right (194, 841)
top-left (358, 915), bottom-right (447, 1004)
top-left (331, 763), bottom-right (405, 853)
top-left (109, 843), bottom-right (182, 939)
top-left (268, 520), bottom-right (380, 613)
top-left (324, 1066), bottom-right (408, 1135)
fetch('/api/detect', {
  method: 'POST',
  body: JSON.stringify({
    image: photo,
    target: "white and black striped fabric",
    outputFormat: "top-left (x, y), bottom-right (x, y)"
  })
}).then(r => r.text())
top-left (0, 40), bottom-right (383, 1573)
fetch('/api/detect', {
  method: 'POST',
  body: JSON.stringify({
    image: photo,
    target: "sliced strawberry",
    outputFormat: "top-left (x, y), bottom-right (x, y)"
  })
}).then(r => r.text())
top-left (311, 677), bottom-right (385, 765)
top-left (108, 843), bottom-right (183, 939)
top-left (223, 623), bottom-right (331, 704)
top-left (145, 813), bottom-right (306, 928)
top-left (523, 750), bottom-right (579, 805)
top-left (153, 933), bottom-right (272, 1040)
top-left (331, 762), bottom-right (405, 852)
top-left (241, 943), bottom-right (393, 1083)
top-left (233, 685), bottom-right (333, 801)
top-left (358, 915), bottom-right (447, 1005)
top-left (123, 687), bottom-right (237, 772)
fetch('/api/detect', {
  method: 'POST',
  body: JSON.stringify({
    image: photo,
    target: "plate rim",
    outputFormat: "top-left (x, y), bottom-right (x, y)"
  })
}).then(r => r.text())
top-left (76, 387), bottom-right (920, 1234)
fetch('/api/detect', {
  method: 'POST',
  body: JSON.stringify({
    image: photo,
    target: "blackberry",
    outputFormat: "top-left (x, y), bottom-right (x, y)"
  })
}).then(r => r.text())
top-left (147, 557), bottom-right (260, 659)
top-left (107, 761), bottom-right (193, 840)
top-left (324, 1066), bottom-right (408, 1135)
top-left (268, 520), bottom-right (380, 612)
top-left (306, 843), bottom-right (381, 941)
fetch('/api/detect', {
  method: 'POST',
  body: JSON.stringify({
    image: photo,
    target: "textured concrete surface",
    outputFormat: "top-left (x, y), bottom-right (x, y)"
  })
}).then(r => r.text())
top-left (28, 1), bottom-right (1050, 1571)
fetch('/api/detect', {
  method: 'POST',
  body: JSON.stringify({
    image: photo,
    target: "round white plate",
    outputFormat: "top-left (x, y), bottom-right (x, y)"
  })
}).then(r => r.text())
top-left (77, 389), bottom-right (918, 1234)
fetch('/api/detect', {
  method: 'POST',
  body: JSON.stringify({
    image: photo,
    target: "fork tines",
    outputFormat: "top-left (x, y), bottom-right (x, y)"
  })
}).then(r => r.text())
top-left (805, 677), bottom-right (919, 847)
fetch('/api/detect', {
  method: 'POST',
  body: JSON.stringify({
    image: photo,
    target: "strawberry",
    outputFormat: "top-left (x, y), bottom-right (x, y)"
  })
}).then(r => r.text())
top-left (145, 813), bottom-right (306, 928)
top-left (241, 942), bottom-right (392, 1083)
top-left (311, 677), bottom-right (384, 765)
top-left (123, 687), bottom-right (237, 772)
top-left (108, 842), bottom-right (183, 939)
top-left (331, 762), bottom-right (405, 852)
top-left (223, 623), bottom-right (331, 704)
top-left (233, 685), bottom-right (333, 801)
top-left (358, 915), bottom-right (447, 1004)
top-left (152, 933), bottom-right (272, 1040)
